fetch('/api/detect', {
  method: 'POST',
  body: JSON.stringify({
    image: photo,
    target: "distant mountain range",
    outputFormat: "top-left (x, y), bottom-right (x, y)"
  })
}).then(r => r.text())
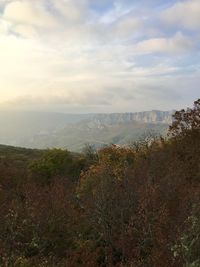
top-left (0, 110), bottom-right (174, 151)
top-left (80, 110), bottom-right (173, 127)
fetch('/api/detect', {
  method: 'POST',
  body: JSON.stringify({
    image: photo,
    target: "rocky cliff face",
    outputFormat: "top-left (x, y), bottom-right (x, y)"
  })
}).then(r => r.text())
top-left (83, 110), bottom-right (173, 129)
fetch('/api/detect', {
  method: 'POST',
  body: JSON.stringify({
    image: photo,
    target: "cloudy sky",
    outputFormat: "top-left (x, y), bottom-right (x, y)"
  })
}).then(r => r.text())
top-left (0, 0), bottom-right (199, 113)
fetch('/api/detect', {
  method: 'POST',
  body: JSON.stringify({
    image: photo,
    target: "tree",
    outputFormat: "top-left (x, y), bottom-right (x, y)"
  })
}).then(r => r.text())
top-left (78, 146), bottom-right (136, 266)
top-left (169, 99), bottom-right (200, 137)
top-left (28, 149), bottom-right (85, 185)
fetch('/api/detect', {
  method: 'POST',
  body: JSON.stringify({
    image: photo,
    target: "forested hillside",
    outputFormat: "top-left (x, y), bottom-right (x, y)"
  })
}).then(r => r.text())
top-left (0, 100), bottom-right (200, 267)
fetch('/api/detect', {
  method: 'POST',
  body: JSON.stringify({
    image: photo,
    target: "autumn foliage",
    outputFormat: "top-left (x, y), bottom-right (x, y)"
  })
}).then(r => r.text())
top-left (0, 99), bottom-right (200, 266)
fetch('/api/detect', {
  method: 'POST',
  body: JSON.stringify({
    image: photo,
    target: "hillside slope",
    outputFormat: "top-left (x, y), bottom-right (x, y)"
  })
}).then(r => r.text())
top-left (0, 100), bottom-right (199, 267)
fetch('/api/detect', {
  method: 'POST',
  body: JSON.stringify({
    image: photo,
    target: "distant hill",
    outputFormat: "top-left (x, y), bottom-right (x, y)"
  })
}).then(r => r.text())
top-left (0, 111), bottom-right (89, 147)
top-left (0, 110), bottom-right (173, 151)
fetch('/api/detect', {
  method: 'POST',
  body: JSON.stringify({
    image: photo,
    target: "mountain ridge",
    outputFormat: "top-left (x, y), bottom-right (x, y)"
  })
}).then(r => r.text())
top-left (0, 110), bottom-right (174, 151)
top-left (81, 110), bottom-right (173, 129)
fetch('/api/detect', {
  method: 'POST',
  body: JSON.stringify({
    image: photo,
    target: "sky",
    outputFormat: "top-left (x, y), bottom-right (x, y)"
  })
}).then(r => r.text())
top-left (0, 0), bottom-right (199, 113)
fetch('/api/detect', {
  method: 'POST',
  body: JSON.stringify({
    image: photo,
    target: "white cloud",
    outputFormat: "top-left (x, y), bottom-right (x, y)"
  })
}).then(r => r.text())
top-left (162, 0), bottom-right (200, 30)
top-left (3, 1), bottom-right (59, 29)
top-left (0, 0), bottom-right (199, 112)
top-left (0, 18), bottom-right (11, 34)
top-left (51, 0), bottom-right (88, 23)
top-left (14, 24), bottom-right (38, 38)
top-left (134, 32), bottom-right (193, 54)
top-left (110, 15), bottom-right (142, 39)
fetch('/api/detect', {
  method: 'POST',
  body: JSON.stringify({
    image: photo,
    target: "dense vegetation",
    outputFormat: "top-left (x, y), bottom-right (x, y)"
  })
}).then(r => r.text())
top-left (0, 100), bottom-right (200, 267)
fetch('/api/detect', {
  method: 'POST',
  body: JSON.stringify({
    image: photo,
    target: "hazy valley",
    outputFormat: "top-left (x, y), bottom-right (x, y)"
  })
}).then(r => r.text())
top-left (0, 110), bottom-right (173, 151)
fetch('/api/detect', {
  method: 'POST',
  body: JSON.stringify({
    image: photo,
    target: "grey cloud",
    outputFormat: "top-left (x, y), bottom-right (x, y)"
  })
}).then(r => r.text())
top-left (162, 0), bottom-right (200, 30)
top-left (4, 91), bottom-right (112, 108)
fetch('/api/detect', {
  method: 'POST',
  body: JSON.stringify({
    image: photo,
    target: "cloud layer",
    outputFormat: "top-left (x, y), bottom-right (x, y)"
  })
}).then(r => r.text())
top-left (0, 0), bottom-right (199, 112)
